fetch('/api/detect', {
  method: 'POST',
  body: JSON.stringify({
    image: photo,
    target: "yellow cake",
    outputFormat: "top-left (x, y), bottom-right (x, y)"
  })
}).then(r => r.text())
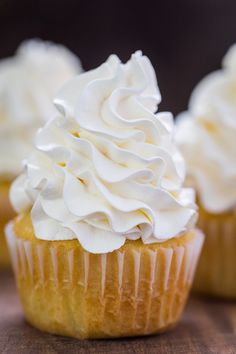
top-left (6, 213), bottom-right (203, 339)
top-left (7, 51), bottom-right (203, 339)
top-left (193, 207), bottom-right (236, 298)
top-left (0, 181), bottom-right (15, 267)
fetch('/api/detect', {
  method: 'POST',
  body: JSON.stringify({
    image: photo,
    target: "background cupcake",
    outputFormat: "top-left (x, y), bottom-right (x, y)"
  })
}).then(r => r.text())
top-left (0, 39), bottom-right (82, 267)
top-left (6, 51), bottom-right (203, 339)
top-left (176, 44), bottom-right (236, 298)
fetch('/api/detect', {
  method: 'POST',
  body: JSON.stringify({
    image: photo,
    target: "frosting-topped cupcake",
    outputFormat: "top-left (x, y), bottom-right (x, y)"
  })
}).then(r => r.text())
top-left (6, 51), bottom-right (203, 338)
top-left (176, 45), bottom-right (236, 298)
top-left (0, 39), bottom-right (82, 267)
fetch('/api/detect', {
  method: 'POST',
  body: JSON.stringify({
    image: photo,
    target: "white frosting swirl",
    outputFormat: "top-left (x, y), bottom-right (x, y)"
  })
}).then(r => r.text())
top-left (176, 45), bottom-right (236, 213)
top-left (11, 51), bottom-right (197, 253)
top-left (0, 39), bottom-right (82, 178)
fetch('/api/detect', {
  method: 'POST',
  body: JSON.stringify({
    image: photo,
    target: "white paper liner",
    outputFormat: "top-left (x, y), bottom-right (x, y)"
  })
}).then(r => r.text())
top-left (5, 223), bottom-right (204, 337)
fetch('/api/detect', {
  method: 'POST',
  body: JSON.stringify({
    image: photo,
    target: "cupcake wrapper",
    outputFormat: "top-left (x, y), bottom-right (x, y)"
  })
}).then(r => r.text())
top-left (194, 211), bottom-right (236, 298)
top-left (6, 224), bottom-right (203, 339)
top-left (0, 219), bottom-right (11, 267)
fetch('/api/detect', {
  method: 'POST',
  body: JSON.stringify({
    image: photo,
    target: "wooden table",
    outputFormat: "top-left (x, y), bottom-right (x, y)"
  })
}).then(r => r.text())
top-left (1, 271), bottom-right (236, 354)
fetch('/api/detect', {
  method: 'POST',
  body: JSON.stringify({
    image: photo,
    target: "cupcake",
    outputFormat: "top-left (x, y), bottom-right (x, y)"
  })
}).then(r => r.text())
top-left (0, 39), bottom-right (82, 267)
top-left (176, 45), bottom-right (236, 298)
top-left (6, 51), bottom-right (203, 339)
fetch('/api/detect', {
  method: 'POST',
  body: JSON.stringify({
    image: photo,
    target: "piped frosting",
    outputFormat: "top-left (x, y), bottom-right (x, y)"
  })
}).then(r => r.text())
top-left (0, 39), bottom-right (82, 178)
top-left (176, 45), bottom-right (236, 213)
top-left (11, 51), bottom-right (197, 253)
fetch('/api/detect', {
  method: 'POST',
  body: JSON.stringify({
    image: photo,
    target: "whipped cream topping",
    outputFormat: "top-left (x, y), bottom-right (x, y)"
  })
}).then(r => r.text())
top-left (176, 45), bottom-right (236, 213)
top-left (0, 39), bottom-right (82, 179)
top-left (11, 51), bottom-right (197, 253)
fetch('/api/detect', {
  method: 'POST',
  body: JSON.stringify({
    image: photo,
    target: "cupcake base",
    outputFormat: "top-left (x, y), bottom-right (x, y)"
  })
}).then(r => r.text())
top-left (0, 181), bottom-right (15, 268)
top-left (6, 214), bottom-right (203, 339)
top-left (193, 207), bottom-right (236, 299)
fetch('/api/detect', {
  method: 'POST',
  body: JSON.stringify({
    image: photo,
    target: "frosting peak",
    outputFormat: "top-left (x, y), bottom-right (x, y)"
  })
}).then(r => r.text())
top-left (0, 39), bottom-right (82, 178)
top-left (11, 51), bottom-right (197, 253)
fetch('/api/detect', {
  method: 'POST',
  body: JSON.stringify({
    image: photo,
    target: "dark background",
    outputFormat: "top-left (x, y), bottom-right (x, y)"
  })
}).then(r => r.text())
top-left (0, 0), bottom-right (235, 115)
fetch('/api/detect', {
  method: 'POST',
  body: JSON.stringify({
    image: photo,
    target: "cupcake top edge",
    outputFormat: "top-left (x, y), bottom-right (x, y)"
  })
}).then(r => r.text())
top-left (0, 38), bottom-right (82, 179)
top-left (10, 51), bottom-right (197, 254)
top-left (176, 44), bottom-right (236, 214)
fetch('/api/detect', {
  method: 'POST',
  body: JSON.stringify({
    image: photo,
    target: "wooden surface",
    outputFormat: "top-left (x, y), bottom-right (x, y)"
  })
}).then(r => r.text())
top-left (1, 271), bottom-right (236, 354)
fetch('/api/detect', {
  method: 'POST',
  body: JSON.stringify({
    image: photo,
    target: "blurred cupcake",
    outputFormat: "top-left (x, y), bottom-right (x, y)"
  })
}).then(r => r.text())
top-left (176, 45), bottom-right (236, 298)
top-left (6, 51), bottom-right (203, 339)
top-left (0, 39), bottom-right (82, 267)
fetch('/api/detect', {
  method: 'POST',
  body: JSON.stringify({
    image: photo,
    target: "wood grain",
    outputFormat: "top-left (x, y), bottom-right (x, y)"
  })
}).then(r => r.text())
top-left (1, 270), bottom-right (236, 354)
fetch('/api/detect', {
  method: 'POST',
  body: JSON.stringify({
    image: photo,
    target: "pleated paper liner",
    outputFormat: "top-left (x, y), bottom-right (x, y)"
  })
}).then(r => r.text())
top-left (0, 181), bottom-right (15, 267)
top-left (193, 207), bottom-right (236, 299)
top-left (5, 221), bottom-right (203, 339)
